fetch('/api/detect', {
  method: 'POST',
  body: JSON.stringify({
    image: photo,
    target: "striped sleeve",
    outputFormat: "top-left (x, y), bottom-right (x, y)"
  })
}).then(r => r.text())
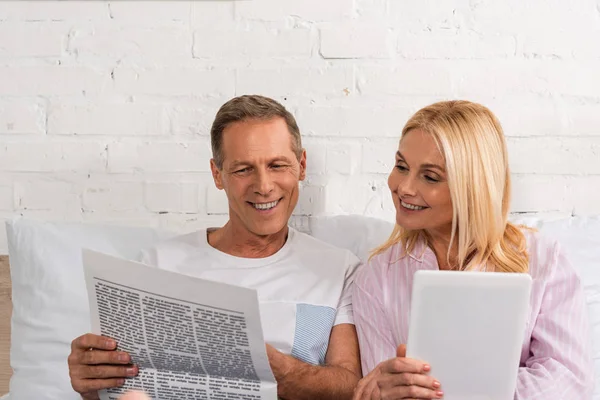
top-left (515, 242), bottom-right (594, 399)
top-left (352, 260), bottom-right (397, 376)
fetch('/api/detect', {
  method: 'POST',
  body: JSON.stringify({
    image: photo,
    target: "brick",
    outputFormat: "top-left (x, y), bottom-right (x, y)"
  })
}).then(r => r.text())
top-left (388, 0), bottom-right (472, 31)
top-left (510, 175), bottom-right (571, 213)
top-left (563, 102), bottom-right (600, 136)
top-left (297, 106), bottom-right (412, 137)
top-left (0, 185), bottom-right (13, 210)
top-left (145, 182), bottom-right (200, 213)
top-left (0, 1), bottom-right (109, 21)
top-left (15, 181), bottom-right (80, 211)
top-left (322, 174), bottom-right (393, 217)
top-left (168, 102), bottom-right (221, 136)
top-left (507, 137), bottom-right (600, 174)
top-left (0, 142), bottom-right (107, 172)
top-left (361, 139), bottom-right (399, 173)
top-left (357, 64), bottom-right (453, 97)
top-left (0, 22), bottom-right (66, 57)
top-left (294, 184), bottom-right (326, 215)
top-left (483, 95), bottom-right (566, 137)
top-left (320, 25), bottom-right (392, 59)
top-left (448, 60), bottom-right (550, 98)
top-left (194, 28), bottom-right (311, 59)
top-left (397, 31), bottom-right (515, 60)
top-left (0, 66), bottom-right (108, 96)
top-left (326, 141), bottom-right (362, 175)
top-left (353, 0), bottom-right (387, 21)
top-left (191, 1), bottom-right (234, 27)
top-left (83, 182), bottom-right (144, 212)
top-left (520, 27), bottom-right (600, 60)
top-left (206, 184), bottom-right (229, 215)
top-left (68, 26), bottom-right (192, 62)
top-left (236, 0), bottom-right (353, 22)
top-left (542, 62), bottom-right (600, 98)
top-left (47, 102), bottom-right (167, 136)
top-left (237, 67), bottom-right (353, 99)
top-left (468, 0), bottom-right (595, 36)
top-left (0, 99), bottom-right (45, 135)
top-left (107, 1), bottom-right (189, 24)
top-left (302, 137), bottom-right (327, 177)
top-left (108, 141), bottom-right (212, 173)
top-left (570, 176), bottom-right (600, 215)
top-left (113, 67), bottom-right (235, 97)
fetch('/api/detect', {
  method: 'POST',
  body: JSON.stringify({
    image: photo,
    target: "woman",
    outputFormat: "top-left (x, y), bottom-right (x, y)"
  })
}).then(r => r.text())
top-left (352, 100), bottom-right (593, 399)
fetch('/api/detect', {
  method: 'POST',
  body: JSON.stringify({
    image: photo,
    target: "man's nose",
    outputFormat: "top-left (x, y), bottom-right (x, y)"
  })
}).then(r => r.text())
top-left (254, 169), bottom-right (275, 195)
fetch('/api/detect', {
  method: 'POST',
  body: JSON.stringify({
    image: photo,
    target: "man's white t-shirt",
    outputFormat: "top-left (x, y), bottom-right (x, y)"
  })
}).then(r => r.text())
top-left (140, 227), bottom-right (361, 366)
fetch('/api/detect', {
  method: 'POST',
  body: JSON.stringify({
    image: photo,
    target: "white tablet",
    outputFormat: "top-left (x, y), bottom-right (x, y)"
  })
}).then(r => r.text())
top-left (406, 270), bottom-right (532, 400)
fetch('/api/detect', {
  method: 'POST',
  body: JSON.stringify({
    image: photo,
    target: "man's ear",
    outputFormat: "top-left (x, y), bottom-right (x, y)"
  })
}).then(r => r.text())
top-left (298, 149), bottom-right (307, 181)
top-left (210, 159), bottom-right (224, 190)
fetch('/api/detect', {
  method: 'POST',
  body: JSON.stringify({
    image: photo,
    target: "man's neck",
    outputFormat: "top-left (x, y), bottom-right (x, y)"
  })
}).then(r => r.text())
top-left (207, 221), bottom-right (289, 259)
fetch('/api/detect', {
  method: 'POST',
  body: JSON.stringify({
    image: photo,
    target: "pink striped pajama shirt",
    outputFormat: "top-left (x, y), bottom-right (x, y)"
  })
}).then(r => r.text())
top-left (353, 230), bottom-right (594, 399)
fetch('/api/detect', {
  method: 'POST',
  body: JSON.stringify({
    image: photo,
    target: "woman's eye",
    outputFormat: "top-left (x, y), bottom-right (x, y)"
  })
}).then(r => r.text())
top-left (396, 164), bottom-right (408, 172)
top-left (424, 175), bottom-right (439, 183)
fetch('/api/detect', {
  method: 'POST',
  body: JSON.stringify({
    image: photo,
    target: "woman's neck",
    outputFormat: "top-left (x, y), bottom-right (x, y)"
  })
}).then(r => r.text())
top-left (424, 226), bottom-right (459, 271)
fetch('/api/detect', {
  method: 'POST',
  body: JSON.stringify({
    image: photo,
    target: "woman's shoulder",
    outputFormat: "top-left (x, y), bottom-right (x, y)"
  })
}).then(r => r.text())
top-left (518, 226), bottom-right (567, 279)
top-left (354, 242), bottom-right (406, 286)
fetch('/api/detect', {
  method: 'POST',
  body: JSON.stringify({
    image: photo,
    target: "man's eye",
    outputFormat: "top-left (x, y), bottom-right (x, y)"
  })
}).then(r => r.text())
top-left (235, 168), bottom-right (250, 174)
top-left (271, 164), bottom-right (285, 169)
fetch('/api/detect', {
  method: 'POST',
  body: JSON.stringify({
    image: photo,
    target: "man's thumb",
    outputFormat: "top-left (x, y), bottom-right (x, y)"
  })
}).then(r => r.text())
top-left (396, 344), bottom-right (407, 358)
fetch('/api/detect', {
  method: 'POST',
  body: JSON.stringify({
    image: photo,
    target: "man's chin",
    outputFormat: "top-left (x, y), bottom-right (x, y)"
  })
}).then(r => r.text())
top-left (247, 220), bottom-right (289, 237)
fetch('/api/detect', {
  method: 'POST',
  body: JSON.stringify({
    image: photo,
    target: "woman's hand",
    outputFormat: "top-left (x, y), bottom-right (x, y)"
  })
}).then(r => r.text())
top-left (118, 391), bottom-right (150, 400)
top-left (353, 345), bottom-right (443, 400)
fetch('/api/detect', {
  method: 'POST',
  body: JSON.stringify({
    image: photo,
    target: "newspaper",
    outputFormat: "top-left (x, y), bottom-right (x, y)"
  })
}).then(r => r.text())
top-left (82, 249), bottom-right (278, 400)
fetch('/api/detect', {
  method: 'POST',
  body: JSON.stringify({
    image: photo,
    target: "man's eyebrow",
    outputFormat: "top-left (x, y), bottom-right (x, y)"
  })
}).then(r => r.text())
top-left (396, 151), bottom-right (444, 171)
top-left (229, 156), bottom-right (293, 168)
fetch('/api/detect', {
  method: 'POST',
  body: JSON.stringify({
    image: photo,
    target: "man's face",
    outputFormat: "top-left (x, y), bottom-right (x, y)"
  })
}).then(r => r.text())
top-left (210, 117), bottom-right (306, 237)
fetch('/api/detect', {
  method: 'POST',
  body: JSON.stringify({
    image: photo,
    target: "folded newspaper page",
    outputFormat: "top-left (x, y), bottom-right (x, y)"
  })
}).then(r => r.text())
top-left (82, 249), bottom-right (278, 400)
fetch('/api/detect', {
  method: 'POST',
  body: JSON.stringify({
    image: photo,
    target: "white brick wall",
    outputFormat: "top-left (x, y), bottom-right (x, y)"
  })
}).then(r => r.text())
top-left (0, 0), bottom-right (599, 252)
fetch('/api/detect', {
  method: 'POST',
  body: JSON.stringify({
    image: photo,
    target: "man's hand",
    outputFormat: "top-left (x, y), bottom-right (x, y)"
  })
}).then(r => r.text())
top-left (352, 344), bottom-right (443, 400)
top-left (68, 333), bottom-right (139, 400)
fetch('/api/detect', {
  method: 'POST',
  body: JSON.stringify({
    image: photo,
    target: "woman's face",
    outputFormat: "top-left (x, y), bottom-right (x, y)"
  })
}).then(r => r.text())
top-left (388, 129), bottom-right (454, 234)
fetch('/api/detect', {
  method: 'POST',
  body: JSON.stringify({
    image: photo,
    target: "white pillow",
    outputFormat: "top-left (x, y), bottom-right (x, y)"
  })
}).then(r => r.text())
top-left (6, 218), bottom-right (172, 400)
top-left (307, 215), bottom-right (394, 263)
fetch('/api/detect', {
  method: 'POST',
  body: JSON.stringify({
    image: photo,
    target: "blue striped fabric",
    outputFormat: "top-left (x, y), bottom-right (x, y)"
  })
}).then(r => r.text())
top-left (291, 303), bottom-right (336, 365)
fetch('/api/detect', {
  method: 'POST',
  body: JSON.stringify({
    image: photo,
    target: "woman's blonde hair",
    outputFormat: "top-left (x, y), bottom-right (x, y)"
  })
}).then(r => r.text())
top-left (372, 100), bottom-right (529, 273)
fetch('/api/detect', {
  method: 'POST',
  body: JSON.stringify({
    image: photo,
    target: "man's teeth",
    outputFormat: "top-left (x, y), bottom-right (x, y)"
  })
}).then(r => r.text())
top-left (253, 200), bottom-right (279, 210)
top-left (401, 200), bottom-right (426, 210)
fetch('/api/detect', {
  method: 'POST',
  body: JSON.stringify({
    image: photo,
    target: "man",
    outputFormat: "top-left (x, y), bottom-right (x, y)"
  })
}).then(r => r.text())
top-left (68, 95), bottom-right (362, 399)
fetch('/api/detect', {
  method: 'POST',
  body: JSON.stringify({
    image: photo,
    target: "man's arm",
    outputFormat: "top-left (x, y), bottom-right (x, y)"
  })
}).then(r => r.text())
top-left (267, 323), bottom-right (361, 400)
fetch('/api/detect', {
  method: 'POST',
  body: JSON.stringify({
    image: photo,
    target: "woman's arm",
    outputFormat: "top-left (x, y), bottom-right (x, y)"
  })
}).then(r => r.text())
top-left (515, 242), bottom-right (593, 399)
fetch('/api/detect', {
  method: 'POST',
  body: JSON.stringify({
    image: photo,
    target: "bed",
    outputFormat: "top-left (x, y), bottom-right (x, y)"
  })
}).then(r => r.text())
top-left (0, 216), bottom-right (598, 399)
top-left (1, 255), bottom-right (12, 395)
